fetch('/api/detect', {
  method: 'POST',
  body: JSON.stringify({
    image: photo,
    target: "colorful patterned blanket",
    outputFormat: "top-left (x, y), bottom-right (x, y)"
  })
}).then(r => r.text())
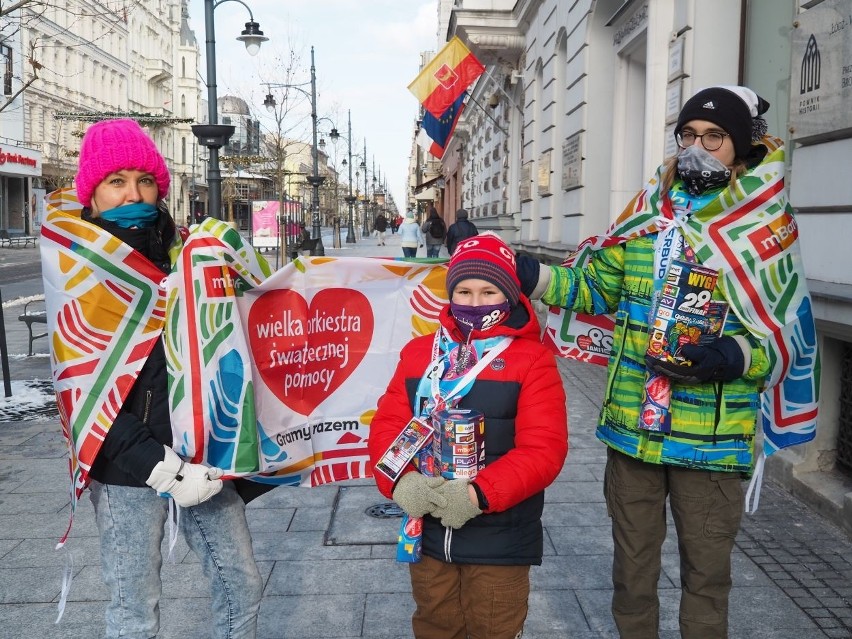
top-left (40, 200), bottom-right (178, 543)
top-left (166, 222), bottom-right (447, 486)
top-left (543, 138), bottom-right (820, 460)
top-left (41, 200), bottom-right (449, 539)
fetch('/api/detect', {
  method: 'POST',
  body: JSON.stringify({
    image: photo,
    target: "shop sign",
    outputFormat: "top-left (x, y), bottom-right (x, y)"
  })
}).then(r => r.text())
top-left (0, 144), bottom-right (42, 177)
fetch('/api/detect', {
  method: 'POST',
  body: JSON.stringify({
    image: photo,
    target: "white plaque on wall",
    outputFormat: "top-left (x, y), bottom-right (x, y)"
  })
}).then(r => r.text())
top-left (789, 0), bottom-right (852, 141)
top-left (561, 133), bottom-right (582, 191)
top-left (668, 37), bottom-right (685, 81)
top-left (664, 123), bottom-right (678, 159)
top-left (520, 161), bottom-right (532, 202)
top-left (537, 150), bottom-right (552, 196)
top-left (665, 82), bottom-right (682, 124)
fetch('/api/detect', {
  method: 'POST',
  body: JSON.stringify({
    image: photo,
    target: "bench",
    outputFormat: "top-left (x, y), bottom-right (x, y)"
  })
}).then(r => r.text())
top-left (18, 301), bottom-right (47, 356)
top-left (0, 230), bottom-right (38, 248)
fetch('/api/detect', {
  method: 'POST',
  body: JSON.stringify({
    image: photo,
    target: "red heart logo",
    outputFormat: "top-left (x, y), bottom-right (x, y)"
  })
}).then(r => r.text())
top-left (248, 288), bottom-right (374, 415)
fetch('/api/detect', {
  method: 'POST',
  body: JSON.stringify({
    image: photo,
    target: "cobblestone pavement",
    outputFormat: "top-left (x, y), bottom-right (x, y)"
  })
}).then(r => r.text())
top-left (736, 481), bottom-right (852, 638)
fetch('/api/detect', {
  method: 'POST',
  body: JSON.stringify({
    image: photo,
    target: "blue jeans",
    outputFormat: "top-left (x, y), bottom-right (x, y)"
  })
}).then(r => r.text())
top-left (90, 481), bottom-right (263, 639)
top-left (426, 244), bottom-right (441, 258)
top-left (402, 246), bottom-right (417, 258)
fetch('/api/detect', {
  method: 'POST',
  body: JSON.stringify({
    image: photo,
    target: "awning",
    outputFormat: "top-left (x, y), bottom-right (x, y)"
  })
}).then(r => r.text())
top-left (414, 174), bottom-right (444, 195)
top-left (415, 187), bottom-right (438, 201)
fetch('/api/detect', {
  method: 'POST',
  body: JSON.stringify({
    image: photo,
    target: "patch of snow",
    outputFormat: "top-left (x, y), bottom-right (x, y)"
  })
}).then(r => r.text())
top-left (0, 379), bottom-right (57, 421)
top-left (1, 293), bottom-right (45, 309)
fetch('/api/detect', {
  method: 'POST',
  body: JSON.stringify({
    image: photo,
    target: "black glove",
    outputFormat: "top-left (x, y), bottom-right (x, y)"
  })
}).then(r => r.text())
top-left (515, 254), bottom-right (541, 298)
top-left (645, 336), bottom-right (746, 384)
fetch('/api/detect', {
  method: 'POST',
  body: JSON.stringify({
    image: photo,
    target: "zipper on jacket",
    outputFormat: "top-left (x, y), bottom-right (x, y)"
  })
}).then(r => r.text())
top-left (602, 312), bottom-right (631, 408)
top-left (142, 389), bottom-right (153, 425)
top-left (443, 527), bottom-right (452, 562)
top-left (712, 382), bottom-right (723, 445)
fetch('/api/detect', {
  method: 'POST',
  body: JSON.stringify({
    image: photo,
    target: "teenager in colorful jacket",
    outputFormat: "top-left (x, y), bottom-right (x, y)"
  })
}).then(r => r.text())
top-left (369, 233), bottom-right (568, 639)
top-left (517, 86), bottom-right (818, 639)
top-left (70, 119), bottom-right (263, 638)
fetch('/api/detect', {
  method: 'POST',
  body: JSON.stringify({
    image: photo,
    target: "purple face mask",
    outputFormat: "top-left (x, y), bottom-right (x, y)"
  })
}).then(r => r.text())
top-left (450, 301), bottom-right (511, 336)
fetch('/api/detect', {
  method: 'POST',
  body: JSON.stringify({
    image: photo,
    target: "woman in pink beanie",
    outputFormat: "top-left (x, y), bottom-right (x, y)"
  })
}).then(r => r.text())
top-left (75, 119), bottom-right (263, 639)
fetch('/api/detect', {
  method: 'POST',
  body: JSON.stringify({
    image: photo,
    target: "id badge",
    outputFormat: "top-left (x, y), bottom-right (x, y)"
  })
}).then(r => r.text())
top-left (375, 417), bottom-right (435, 482)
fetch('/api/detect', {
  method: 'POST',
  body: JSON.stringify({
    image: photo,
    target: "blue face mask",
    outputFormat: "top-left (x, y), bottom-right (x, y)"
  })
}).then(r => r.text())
top-left (98, 202), bottom-right (159, 228)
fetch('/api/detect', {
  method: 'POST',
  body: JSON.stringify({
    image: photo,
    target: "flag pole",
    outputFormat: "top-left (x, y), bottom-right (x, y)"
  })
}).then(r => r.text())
top-left (464, 91), bottom-right (509, 136)
top-left (481, 66), bottom-right (524, 115)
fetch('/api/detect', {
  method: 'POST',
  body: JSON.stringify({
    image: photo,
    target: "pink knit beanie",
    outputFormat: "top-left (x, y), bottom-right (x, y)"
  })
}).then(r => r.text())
top-left (75, 118), bottom-right (171, 207)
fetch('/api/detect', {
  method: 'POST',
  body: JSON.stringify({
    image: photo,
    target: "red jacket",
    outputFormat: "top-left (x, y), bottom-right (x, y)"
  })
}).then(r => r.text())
top-left (368, 297), bottom-right (568, 564)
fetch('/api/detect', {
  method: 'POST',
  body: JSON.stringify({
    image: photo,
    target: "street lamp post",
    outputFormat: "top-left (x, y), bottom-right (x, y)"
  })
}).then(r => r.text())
top-left (306, 47), bottom-right (326, 255)
top-left (361, 139), bottom-right (368, 237)
top-left (194, 0), bottom-right (267, 221)
top-left (344, 110), bottom-right (356, 243)
top-left (263, 47), bottom-right (327, 255)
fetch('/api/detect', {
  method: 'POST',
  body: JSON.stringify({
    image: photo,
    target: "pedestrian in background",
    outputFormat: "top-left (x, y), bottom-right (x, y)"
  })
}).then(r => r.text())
top-left (65, 119), bottom-right (263, 639)
top-left (369, 233), bottom-right (568, 639)
top-left (517, 86), bottom-right (818, 638)
top-left (445, 207), bottom-right (478, 255)
top-left (375, 211), bottom-right (389, 246)
top-left (421, 204), bottom-right (446, 258)
top-left (398, 209), bottom-right (423, 258)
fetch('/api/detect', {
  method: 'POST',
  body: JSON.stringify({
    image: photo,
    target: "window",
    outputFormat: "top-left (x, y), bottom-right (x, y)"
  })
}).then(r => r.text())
top-left (2, 45), bottom-right (12, 96)
top-left (181, 137), bottom-right (186, 164)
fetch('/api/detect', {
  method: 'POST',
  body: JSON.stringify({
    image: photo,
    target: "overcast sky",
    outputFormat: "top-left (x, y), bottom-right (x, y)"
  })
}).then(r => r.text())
top-left (187, 0), bottom-right (438, 210)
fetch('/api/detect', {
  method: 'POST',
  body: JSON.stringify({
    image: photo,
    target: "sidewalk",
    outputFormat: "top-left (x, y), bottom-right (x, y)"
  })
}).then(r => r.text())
top-left (0, 231), bottom-right (850, 638)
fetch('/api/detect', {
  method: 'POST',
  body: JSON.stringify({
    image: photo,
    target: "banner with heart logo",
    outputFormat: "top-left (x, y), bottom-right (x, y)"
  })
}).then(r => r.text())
top-left (167, 220), bottom-right (448, 488)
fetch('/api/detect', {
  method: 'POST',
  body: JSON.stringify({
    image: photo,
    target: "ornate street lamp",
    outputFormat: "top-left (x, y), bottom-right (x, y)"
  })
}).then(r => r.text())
top-left (262, 47), bottom-right (327, 255)
top-left (341, 111), bottom-right (357, 244)
top-left (193, 0), bottom-right (267, 221)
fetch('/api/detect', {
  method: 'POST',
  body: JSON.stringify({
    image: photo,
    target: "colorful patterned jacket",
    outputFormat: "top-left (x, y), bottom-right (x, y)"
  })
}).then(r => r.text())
top-left (542, 231), bottom-right (771, 473)
top-left (540, 139), bottom-right (818, 489)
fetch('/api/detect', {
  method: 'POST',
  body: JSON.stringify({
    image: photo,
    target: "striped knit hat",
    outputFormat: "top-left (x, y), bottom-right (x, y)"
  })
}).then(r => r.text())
top-left (446, 232), bottom-right (520, 306)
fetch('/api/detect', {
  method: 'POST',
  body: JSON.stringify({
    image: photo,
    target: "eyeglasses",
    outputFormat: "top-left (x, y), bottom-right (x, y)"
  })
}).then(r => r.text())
top-left (676, 130), bottom-right (729, 152)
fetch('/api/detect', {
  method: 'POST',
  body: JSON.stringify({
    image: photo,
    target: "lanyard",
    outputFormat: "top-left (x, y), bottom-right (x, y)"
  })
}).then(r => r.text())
top-left (418, 328), bottom-right (512, 417)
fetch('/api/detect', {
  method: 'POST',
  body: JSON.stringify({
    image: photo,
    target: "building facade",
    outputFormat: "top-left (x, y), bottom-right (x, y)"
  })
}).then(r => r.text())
top-left (13, 0), bottom-right (201, 221)
top-left (424, 0), bottom-right (852, 533)
top-left (0, 4), bottom-right (42, 235)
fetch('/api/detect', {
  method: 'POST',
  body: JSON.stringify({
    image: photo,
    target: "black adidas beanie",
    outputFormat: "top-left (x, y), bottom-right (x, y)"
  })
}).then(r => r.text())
top-left (675, 86), bottom-right (770, 159)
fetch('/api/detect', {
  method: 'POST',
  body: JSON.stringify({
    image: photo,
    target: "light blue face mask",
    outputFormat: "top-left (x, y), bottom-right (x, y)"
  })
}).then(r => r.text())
top-left (98, 202), bottom-right (159, 228)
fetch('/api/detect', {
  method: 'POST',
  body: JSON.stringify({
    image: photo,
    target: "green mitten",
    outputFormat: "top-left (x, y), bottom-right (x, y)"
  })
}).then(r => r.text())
top-left (392, 472), bottom-right (448, 518)
top-left (431, 479), bottom-right (482, 529)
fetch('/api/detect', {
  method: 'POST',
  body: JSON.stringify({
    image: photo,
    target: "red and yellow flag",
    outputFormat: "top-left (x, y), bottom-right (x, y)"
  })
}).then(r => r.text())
top-left (408, 36), bottom-right (485, 118)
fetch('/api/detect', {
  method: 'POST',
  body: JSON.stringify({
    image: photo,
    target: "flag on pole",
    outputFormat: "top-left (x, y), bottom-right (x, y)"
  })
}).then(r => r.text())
top-left (416, 93), bottom-right (466, 159)
top-left (408, 36), bottom-right (484, 118)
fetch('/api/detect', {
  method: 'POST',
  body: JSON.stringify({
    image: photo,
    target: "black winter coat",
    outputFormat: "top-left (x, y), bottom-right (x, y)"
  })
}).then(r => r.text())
top-left (445, 219), bottom-right (478, 254)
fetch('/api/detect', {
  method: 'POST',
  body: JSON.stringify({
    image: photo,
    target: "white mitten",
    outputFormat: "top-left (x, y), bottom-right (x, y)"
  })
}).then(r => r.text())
top-left (146, 446), bottom-right (224, 507)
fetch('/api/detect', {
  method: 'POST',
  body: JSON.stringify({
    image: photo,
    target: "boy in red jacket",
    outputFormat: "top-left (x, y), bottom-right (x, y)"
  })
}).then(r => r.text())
top-left (368, 233), bottom-right (568, 639)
